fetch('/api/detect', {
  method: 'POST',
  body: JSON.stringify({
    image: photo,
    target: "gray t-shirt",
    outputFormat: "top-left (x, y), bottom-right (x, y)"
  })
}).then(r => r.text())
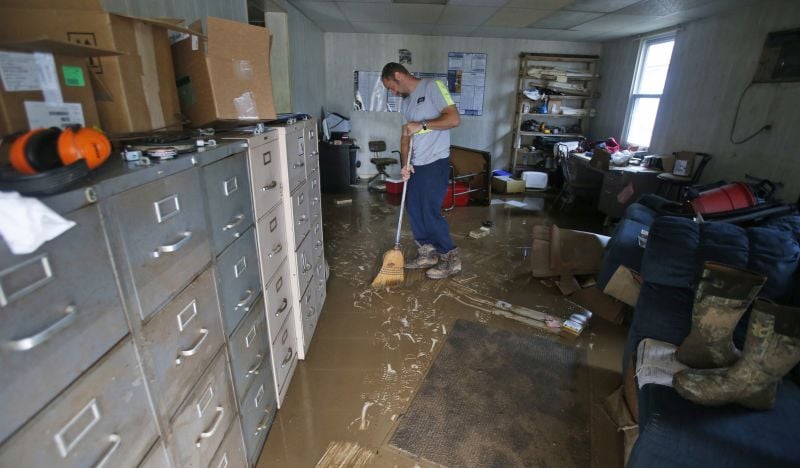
top-left (400, 78), bottom-right (455, 166)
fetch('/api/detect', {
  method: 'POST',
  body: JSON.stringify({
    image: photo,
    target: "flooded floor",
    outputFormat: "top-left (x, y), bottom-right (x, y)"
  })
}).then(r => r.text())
top-left (256, 186), bottom-right (628, 467)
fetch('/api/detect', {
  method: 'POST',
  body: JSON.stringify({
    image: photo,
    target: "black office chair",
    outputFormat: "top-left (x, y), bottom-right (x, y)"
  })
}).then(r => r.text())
top-left (657, 152), bottom-right (712, 201)
top-left (367, 140), bottom-right (400, 192)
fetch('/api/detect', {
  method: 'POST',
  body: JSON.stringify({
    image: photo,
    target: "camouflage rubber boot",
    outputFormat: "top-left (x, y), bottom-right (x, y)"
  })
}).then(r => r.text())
top-left (675, 262), bottom-right (766, 369)
top-left (404, 243), bottom-right (438, 269)
top-left (425, 248), bottom-right (462, 279)
top-left (673, 300), bottom-right (800, 410)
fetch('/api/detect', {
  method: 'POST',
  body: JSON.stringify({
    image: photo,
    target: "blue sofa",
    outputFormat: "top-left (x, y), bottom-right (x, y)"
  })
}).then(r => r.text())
top-left (599, 198), bottom-right (800, 467)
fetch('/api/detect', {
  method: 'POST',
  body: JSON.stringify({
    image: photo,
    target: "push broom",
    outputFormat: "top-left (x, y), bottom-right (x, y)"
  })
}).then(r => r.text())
top-left (371, 136), bottom-right (414, 288)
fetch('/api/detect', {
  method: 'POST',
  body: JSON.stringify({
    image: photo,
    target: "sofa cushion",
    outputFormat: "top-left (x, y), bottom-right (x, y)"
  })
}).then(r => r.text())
top-left (597, 217), bottom-right (649, 290)
top-left (640, 216), bottom-right (701, 289)
top-left (629, 382), bottom-right (800, 468)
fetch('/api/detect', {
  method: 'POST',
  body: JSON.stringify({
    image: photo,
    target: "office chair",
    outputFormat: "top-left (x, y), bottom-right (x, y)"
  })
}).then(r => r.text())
top-left (367, 140), bottom-right (399, 192)
top-left (657, 152), bottom-right (712, 201)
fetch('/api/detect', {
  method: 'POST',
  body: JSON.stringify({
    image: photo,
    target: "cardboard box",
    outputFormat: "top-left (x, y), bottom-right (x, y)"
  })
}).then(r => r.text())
top-left (491, 175), bottom-right (524, 194)
top-left (603, 265), bottom-right (642, 307)
top-left (172, 17), bottom-right (276, 126)
top-left (0, 39), bottom-right (120, 136)
top-left (0, 0), bottom-right (195, 134)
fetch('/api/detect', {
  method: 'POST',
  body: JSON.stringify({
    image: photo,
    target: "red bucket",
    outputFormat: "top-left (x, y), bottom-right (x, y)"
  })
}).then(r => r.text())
top-left (691, 182), bottom-right (756, 215)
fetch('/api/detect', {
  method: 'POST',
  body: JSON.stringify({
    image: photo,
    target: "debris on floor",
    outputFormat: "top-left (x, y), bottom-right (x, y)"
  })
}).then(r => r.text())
top-left (601, 386), bottom-right (639, 467)
top-left (334, 198), bottom-right (353, 205)
top-left (603, 265), bottom-right (642, 307)
top-left (469, 226), bottom-right (491, 238)
top-left (560, 308), bottom-right (592, 339)
top-left (315, 441), bottom-right (375, 467)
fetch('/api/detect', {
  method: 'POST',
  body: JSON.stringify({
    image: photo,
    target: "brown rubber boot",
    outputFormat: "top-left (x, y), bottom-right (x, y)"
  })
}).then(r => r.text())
top-left (675, 262), bottom-right (766, 369)
top-left (674, 300), bottom-right (800, 410)
top-left (405, 243), bottom-right (438, 269)
top-left (425, 247), bottom-right (462, 279)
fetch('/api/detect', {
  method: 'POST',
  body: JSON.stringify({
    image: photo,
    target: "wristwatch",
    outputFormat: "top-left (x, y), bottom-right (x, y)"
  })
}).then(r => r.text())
top-left (421, 120), bottom-right (428, 131)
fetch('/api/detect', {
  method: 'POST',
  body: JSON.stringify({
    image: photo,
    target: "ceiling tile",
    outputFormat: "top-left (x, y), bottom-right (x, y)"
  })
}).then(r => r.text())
top-left (338, 3), bottom-right (444, 23)
top-left (664, 0), bottom-right (755, 21)
top-left (529, 10), bottom-right (604, 28)
top-left (571, 13), bottom-right (660, 30)
top-left (314, 20), bottom-right (357, 31)
top-left (292, 2), bottom-right (347, 22)
top-left (616, 0), bottom-right (717, 17)
top-left (472, 25), bottom-right (543, 39)
top-left (564, 0), bottom-right (641, 13)
top-left (447, 0), bottom-right (510, 6)
top-left (438, 5), bottom-right (498, 25)
top-left (434, 24), bottom-right (480, 36)
top-left (505, 0), bottom-right (574, 9)
top-left (485, 8), bottom-right (554, 27)
top-left (352, 21), bottom-right (435, 34)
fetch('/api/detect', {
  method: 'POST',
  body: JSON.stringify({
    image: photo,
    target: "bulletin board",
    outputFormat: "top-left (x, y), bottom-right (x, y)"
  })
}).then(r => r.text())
top-left (353, 70), bottom-right (449, 113)
top-left (447, 52), bottom-right (487, 116)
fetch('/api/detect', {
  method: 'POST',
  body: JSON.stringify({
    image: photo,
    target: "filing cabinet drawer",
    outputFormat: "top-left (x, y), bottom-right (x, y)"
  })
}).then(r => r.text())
top-left (271, 310), bottom-right (298, 400)
top-left (208, 421), bottom-right (247, 468)
top-left (0, 204), bottom-right (128, 445)
top-left (0, 339), bottom-right (157, 467)
top-left (228, 297), bottom-right (269, 405)
top-left (287, 131), bottom-right (307, 193)
top-left (141, 267), bottom-right (224, 420)
top-left (289, 184), bottom-right (311, 250)
top-left (203, 151), bottom-right (254, 256)
top-left (105, 168), bottom-right (211, 322)
top-left (215, 227), bottom-right (261, 337)
top-left (264, 259), bottom-right (292, 345)
top-left (248, 137), bottom-right (283, 220)
top-left (256, 205), bottom-right (288, 284)
top-left (295, 236), bottom-right (315, 296)
top-left (170, 350), bottom-right (235, 468)
top-left (311, 215), bottom-right (324, 261)
top-left (240, 361), bottom-right (277, 464)
top-left (139, 440), bottom-right (170, 468)
top-left (299, 280), bottom-right (319, 353)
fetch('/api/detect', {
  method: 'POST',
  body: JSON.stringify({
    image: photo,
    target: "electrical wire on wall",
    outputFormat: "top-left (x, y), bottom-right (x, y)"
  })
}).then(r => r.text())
top-left (729, 82), bottom-right (773, 144)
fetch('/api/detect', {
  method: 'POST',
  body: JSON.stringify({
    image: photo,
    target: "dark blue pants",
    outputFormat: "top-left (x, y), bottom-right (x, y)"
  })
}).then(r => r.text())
top-left (406, 157), bottom-right (455, 254)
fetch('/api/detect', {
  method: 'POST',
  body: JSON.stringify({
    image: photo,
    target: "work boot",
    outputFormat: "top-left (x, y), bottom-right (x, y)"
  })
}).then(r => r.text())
top-left (675, 262), bottom-right (766, 369)
top-left (405, 243), bottom-right (438, 269)
top-left (673, 300), bottom-right (800, 410)
top-left (425, 248), bottom-right (462, 279)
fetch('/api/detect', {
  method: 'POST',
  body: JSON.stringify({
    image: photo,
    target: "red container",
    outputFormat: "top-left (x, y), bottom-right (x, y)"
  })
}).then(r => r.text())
top-left (385, 179), bottom-right (405, 194)
top-left (691, 182), bottom-right (756, 215)
top-left (442, 182), bottom-right (470, 208)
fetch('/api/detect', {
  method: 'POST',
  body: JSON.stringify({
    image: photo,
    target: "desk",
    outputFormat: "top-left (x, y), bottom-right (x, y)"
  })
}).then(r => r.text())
top-left (571, 153), bottom-right (662, 218)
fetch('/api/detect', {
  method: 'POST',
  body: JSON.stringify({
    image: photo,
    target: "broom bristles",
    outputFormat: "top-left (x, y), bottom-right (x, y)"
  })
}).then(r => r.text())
top-left (371, 248), bottom-right (404, 288)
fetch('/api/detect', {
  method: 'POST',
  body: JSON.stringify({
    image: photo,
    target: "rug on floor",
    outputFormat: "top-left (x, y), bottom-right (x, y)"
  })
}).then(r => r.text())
top-left (389, 319), bottom-right (591, 467)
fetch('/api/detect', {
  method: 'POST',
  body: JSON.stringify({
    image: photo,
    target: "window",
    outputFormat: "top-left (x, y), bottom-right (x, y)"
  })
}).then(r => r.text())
top-left (623, 34), bottom-right (676, 148)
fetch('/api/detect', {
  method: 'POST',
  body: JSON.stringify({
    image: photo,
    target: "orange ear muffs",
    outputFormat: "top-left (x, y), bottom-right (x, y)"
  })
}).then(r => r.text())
top-left (9, 126), bottom-right (111, 174)
top-left (58, 127), bottom-right (111, 170)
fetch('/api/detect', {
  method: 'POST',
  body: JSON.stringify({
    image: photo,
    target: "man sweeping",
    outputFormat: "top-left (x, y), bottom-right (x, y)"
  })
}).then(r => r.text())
top-left (381, 62), bottom-right (462, 279)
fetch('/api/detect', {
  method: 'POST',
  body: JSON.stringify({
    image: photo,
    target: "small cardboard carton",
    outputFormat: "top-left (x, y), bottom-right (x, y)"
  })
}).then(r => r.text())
top-left (171, 17), bottom-right (276, 127)
top-left (0, 0), bottom-right (195, 134)
top-left (0, 39), bottom-right (121, 136)
top-left (491, 175), bottom-right (524, 194)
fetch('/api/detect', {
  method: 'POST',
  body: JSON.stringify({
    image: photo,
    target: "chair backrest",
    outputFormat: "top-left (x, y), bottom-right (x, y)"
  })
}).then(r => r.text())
top-left (368, 140), bottom-right (386, 153)
top-left (690, 153), bottom-right (712, 183)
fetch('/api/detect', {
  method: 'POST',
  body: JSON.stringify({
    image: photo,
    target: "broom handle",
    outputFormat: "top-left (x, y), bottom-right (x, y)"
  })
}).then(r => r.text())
top-left (394, 136), bottom-right (413, 248)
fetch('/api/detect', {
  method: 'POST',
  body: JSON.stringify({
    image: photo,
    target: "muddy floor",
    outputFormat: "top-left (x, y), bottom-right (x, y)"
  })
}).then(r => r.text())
top-left (256, 185), bottom-right (628, 468)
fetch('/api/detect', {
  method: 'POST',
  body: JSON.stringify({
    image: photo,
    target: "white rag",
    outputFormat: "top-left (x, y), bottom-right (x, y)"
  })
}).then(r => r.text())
top-left (0, 191), bottom-right (76, 255)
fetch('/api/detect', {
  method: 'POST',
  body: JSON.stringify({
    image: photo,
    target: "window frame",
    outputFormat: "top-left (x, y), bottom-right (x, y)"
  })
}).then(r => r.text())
top-left (622, 31), bottom-right (677, 148)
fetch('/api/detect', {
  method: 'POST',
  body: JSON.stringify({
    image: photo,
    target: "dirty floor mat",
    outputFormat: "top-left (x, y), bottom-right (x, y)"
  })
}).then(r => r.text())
top-left (389, 319), bottom-right (591, 467)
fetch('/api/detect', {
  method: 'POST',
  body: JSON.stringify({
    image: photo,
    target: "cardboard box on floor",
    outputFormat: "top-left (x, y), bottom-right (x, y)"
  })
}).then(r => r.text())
top-left (0, 39), bottom-right (121, 136)
top-left (0, 0), bottom-right (195, 135)
top-left (171, 17), bottom-right (276, 127)
top-left (491, 175), bottom-right (524, 194)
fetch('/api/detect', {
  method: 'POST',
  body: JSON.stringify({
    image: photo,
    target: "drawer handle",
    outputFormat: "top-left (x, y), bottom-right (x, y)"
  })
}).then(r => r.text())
top-left (260, 181), bottom-right (278, 192)
top-left (281, 347), bottom-right (293, 367)
top-left (152, 231), bottom-right (192, 258)
top-left (246, 353), bottom-right (265, 377)
top-left (293, 161), bottom-right (305, 169)
top-left (235, 289), bottom-right (254, 310)
top-left (222, 213), bottom-right (245, 231)
top-left (4, 305), bottom-right (76, 351)
top-left (268, 243), bottom-right (283, 258)
top-left (275, 298), bottom-right (288, 316)
top-left (315, 240), bottom-right (322, 249)
top-left (92, 434), bottom-right (121, 468)
top-left (297, 215), bottom-right (308, 224)
top-left (303, 261), bottom-right (313, 273)
top-left (175, 328), bottom-right (209, 365)
top-left (254, 409), bottom-right (272, 436)
top-left (281, 328), bottom-right (289, 344)
top-left (306, 306), bottom-right (316, 318)
top-left (195, 406), bottom-right (224, 448)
